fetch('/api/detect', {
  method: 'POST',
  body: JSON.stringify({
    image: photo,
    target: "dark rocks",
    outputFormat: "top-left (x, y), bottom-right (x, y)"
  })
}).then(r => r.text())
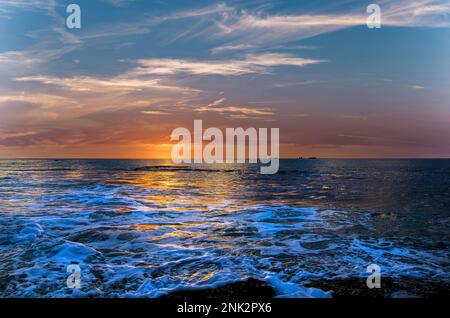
top-left (305, 277), bottom-right (450, 298)
top-left (160, 276), bottom-right (450, 299)
top-left (160, 278), bottom-right (276, 299)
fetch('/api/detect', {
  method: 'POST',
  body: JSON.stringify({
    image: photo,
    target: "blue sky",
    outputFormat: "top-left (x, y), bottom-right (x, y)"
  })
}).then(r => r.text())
top-left (1, 0), bottom-right (450, 158)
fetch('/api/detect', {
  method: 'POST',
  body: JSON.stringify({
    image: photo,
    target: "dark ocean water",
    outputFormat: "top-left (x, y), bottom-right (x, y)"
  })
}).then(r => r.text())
top-left (0, 159), bottom-right (449, 297)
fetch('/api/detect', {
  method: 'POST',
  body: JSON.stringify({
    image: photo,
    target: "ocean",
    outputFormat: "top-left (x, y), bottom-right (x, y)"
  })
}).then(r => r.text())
top-left (0, 159), bottom-right (449, 297)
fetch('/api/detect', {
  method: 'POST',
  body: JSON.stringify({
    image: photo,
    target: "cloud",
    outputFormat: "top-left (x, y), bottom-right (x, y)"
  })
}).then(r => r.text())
top-left (164, 0), bottom-right (450, 46)
top-left (408, 84), bottom-right (425, 90)
top-left (0, 51), bottom-right (42, 66)
top-left (2, 1), bottom-right (449, 157)
top-left (0, 0), bottom-right (53, 16)
top-left (206, 98), bottom-right (226, 107)
top-left (73, 0), bottom-right (450, 46)
top-left (0, 94), bottom-right (76, 108)
top-left (211, 44), bottom-right (255, 54)
top-left (0, 47), bottom-right (79, 77)
top-left (7, 70), bottom-right (202, 137)
top-left (15, 75), bottom-right (198, 94)
top-left (140, 110), bottom-right (171, 115)
top-left (195, 98), bottom-right (273, 117)
top-left (273, 80), bottom-right (321, 88)
top-left (12, 0), bottom-right (82, 45)
top-left (5, 1), bottom-right (449, 58)
top-left (79, 3), bottom-right (233, 40)
top-left (196, 105), bottom-right (273, 116)
top-left (132, 53), bottom-right (326, 76)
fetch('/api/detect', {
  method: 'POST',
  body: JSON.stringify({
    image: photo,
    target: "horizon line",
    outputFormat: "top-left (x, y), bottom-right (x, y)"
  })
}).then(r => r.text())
top-left (1, 157), bottom-right (450, 160)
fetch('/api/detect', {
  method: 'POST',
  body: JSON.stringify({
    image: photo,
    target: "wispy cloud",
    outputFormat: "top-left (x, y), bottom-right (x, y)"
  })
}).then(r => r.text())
top-left (140, 110), bottom-right (171, 115)
top-left (0, 94), bottom-right (76, 108)
top-left (195, 98), bottom-right (273, 117)
top-left (164, 0), bottom-right (450, 46)
top-left (196, 105), bottom-right (274, 116)
top-left (2, 1), bottom-right (449, 157)
top-left (211, 44), bottom-right (255, 54)
top-left (8, 71), bottom-right (202, 132)
top-left (0, 51), bottom-right (42, 67)
top-left (0, 0), bottom-right (53, 17)
top-left (69, 0), bottom-right (450, 46)
top-left (206, 98), bottom-right (226, 107)
top-left (408, 84), bottom-right (426, 90)
top-left (273, 80), bottom-right (321, 88)
top-left (5, 1), bottom-right (449, 61)
top-left (132, 53), bottom-right (326, 76)
top-left (79, 3), bottom-right (233, 40)
top-left (0, 47), bottom-right (79, 73)
top-left (15, 75), bottom-right (198, 94)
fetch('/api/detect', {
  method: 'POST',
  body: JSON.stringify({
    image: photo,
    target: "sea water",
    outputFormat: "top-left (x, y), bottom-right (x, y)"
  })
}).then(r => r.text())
top-left (0, 159), bottom-right (449, 297)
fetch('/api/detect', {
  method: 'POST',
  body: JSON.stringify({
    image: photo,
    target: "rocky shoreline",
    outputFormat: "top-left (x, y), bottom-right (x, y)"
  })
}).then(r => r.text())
top-left (161, 277), bottom-right (450, 299)
top-left (161, 278), bottom-right (276, 299)
top-left (305, 277), bottom-right (450, 298)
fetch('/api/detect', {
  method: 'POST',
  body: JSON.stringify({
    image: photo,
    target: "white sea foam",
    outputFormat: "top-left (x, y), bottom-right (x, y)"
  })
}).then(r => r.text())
top-left (1, 159), bottom-right (449, 297)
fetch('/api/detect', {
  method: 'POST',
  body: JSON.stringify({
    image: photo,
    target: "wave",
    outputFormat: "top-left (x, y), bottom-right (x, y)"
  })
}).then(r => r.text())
top-left (1, 202), bottom-right (449, 297)
top-left (1, 159), bottom-right (449, 297)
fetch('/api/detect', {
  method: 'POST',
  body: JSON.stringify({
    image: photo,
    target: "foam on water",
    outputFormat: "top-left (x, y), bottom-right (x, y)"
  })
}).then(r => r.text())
top-left (0, 159), bottom-right (449, 297)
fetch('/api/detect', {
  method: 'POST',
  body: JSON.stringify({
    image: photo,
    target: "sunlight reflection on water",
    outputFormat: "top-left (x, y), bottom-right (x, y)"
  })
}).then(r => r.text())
top-left (0, 159), bottom-right (449, 297)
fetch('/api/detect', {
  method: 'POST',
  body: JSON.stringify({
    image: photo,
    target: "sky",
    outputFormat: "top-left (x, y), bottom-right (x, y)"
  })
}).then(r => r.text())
top-left (0, 0), bottom-right (449, 159)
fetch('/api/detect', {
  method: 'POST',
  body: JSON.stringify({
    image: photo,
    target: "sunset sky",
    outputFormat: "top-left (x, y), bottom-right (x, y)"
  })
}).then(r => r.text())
top-left (1, 0), bottom-right (450, 158)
